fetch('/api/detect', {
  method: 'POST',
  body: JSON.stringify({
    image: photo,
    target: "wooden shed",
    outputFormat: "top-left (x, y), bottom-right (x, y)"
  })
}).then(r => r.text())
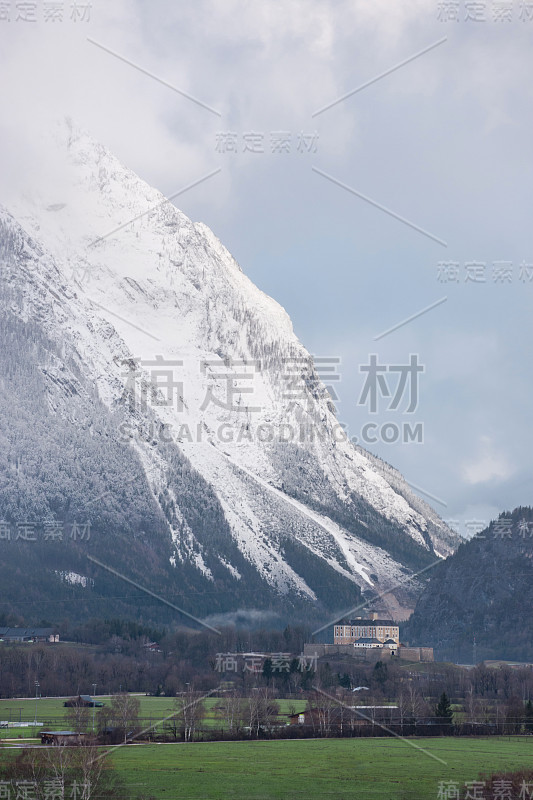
top-left (40, 731), bottom-right (87, 746)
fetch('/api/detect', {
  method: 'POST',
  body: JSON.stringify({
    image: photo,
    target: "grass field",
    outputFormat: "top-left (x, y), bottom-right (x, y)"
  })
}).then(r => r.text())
top-left (110, 737), bottom-right (533, 800)
top-left (1, 732), bottom-right (532, 798)
top-left (4, 697), bottom-right (532, 798)
top-left (0, 695), bottom-right (177, 723)
top-left (0, 696), bottom-right (308, 737)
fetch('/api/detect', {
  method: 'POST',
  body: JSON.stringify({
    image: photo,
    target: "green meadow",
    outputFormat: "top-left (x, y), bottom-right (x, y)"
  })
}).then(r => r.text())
top-left (3, 697), bottom-right (533, 798)
top-left (110, 737), bottom-right (533, 800)
top-left (0, 695), bottom-right (308, 738)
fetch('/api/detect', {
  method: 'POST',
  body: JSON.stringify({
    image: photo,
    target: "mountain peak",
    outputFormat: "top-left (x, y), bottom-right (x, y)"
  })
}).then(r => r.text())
top-left (0, 125), bottom-right (459, 625)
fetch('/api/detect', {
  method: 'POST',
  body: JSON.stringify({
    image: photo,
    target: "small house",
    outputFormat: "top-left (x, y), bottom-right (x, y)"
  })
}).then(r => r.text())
top-left (64, 695), bottom-right (103, 708)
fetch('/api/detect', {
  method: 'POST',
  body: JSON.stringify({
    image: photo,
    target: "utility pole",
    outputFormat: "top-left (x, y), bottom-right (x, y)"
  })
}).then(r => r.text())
top-left (92, 683), bottom-right (97, 733)
top-left (473, 636), bottom-right (477, 666)
top-left (34, 682), bottom-right (39, 726)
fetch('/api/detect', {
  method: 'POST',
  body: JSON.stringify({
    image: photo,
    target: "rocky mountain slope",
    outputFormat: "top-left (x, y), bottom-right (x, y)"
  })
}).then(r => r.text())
top-left (0, 121), bottom-right (458, 627)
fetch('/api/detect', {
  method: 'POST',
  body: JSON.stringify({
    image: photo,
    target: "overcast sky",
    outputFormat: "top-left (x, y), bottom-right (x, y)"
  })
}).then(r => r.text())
top-left (1, 0), bottom-right (532, 536)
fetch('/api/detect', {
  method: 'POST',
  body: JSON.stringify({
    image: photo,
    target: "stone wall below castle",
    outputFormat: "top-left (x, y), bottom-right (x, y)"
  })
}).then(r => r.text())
top-left (303, 643), bottom-right (434, 662)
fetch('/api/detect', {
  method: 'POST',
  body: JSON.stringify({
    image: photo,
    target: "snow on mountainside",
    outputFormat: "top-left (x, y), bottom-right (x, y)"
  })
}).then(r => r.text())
top-left (0, 121), bottom-right (459, 623)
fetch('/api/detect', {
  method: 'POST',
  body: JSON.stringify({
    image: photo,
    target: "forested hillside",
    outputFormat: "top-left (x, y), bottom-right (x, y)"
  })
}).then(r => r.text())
top-left (405, 507), bottom-right (533, 662)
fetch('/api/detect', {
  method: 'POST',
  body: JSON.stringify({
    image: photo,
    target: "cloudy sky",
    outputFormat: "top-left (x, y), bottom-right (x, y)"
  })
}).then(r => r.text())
top-left (1, 0), bottom-right (532, 535)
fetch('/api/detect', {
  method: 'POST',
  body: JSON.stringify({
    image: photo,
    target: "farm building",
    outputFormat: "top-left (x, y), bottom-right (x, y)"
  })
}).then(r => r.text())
top-left (0, 627), bottom-right (59, 643)
top-left (40, 731), bottom-right (87, 746)
top-left (64, 695), bottom-right (104, 708)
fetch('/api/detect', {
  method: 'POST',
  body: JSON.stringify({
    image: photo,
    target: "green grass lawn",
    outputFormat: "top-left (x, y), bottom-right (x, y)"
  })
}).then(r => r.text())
top-left (0, 728), bottom-right (41, 741)
top-left (1, 733), bottom-right (532, 798)
top-left (0, 695), bottom-right (165, 723)
top-left (0, 697), bottom-right (71, 723)
top-left (0, 696), bottom-right (308, 735)
top-left (110, 737), bottom-right (533, 800)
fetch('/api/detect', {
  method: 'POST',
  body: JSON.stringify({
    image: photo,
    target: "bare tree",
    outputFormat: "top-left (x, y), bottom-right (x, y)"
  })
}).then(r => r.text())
top-left (245, 689), bottom-right (279, 738)
top-left (109, 693), bottom-right (141, 744)
top-left (464, 682), bottom-right (482, 724)
top-left (64, 700), bottom-right (91, 734)
top-left (505, 696), bottom-right (525, 735)
top-left (174, 690), bottom-right (206, 742)
top-left (216, 692), bottom-right (246, 736)
top-left (404, 682), bottom-right (426, 721)
top-left (477, 696), bottom-right (493, 725)
top-left (3, 745), bottom-right (121, 800)
top-left (41, 743), bottom-right (74, 791)
top-left (397, 687), bottom-right (409, 729)
top-left (72, 745), bottom-right (109, 799)
top-left (315, 695), bottom-right (339, 737)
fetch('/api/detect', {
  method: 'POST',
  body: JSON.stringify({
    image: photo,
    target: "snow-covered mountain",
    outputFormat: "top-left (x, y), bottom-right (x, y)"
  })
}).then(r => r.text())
top-left (0, 121), bottom-right (458, 626)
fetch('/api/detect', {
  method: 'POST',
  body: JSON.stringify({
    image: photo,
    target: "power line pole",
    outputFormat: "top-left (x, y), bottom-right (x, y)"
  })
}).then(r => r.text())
top-left (92, 683), bottom-right (97, 733)
top-left (34, 682), bottom-right (40, 726)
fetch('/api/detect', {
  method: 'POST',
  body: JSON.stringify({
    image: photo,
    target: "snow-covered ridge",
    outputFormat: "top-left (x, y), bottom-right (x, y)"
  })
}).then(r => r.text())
top-left (0, 121), bottom-right (459, 616)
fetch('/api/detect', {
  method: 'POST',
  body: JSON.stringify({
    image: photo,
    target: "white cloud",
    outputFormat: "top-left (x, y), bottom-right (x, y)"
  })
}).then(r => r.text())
top-left (462, 436), bottom-right (513, 485)
top-left (1, 0), bottom-right (531, 523)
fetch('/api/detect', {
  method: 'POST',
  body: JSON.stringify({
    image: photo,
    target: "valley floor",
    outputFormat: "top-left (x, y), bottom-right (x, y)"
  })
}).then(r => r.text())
top-left (110, 736), bottom-right (532, 800)
top-left (2, 695), bottom-right (533, 798)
